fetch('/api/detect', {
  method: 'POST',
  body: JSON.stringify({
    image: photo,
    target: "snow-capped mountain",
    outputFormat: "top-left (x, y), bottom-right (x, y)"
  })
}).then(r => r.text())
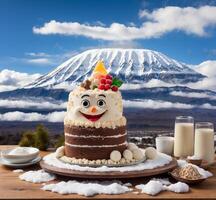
top-left (27, 48), bottom-right (205, 88)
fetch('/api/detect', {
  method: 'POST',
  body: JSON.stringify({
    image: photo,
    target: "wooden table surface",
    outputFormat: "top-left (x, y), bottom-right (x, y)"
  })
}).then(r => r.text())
top-left (0, 145), bottom-right (216, 200)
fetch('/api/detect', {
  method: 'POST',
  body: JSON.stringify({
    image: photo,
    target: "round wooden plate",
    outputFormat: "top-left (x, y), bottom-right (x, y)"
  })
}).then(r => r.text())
top-left (40, 158), bottom-right (177, 179)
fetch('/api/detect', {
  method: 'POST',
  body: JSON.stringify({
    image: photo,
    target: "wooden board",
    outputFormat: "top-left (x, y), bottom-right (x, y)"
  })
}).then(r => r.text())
top-left (1, 146), bottom-right (216, 200)
top-left (40, 158), bottom-right (177, 179)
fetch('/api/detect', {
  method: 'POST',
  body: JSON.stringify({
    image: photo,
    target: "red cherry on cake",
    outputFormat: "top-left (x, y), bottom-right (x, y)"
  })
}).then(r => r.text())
top-left (111, 85), bottom-right (118, 91)
top-left (105, 84), bottom-right (111, 90)
top-left (100, 78), bottom-right (106, 84)
top-left (106, 74), bottom-right (113, 80)
top-left (105, 79), bottom-right (112, 85)
top-left (98, 84), bottom-right (105, 90)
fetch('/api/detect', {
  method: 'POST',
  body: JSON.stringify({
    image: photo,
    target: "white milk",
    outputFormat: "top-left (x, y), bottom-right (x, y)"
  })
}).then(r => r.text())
top-left (156, 137), bottom-right (174, 155)
top-left (195, 128), bottom-right (215, 164)
top-left (174, 123), bottom-right (194, 158)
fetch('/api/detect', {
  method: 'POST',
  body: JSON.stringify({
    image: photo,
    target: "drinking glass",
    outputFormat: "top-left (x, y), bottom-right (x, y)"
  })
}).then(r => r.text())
top-left (195, 122), bottom-right (215, 164)
top-left (174, 116), bottom-right (194, 158)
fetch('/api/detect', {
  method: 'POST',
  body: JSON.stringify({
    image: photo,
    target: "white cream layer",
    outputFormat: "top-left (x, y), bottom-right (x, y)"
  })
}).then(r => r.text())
top-left (65, 132), bottom-right (127, 138)
top-left (65, 141), bottom-right (127, 148)
top-left (64, 116), bottom-right (126, 129)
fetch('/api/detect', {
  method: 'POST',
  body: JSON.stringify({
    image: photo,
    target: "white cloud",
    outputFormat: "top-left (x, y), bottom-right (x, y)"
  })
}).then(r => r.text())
top-left (25, 52), bottom-right (51, 57)
top-left (27, 58), bottom-right (52, 65)
top-left (123, 99), bottom-right (193, 109)
top-left (46, 111), bottom-right (66, 122)
top-left (0, 99), bottom-right (67, 109)
top-left (24, 51), bottom-right (77, 66)
top-left (0, 69), bottom-right (41, 92)
top-left (170, 91), bottom-right (216, 99)
top-left (33, 6), bottom-right (216, 40)
top-left (121, 79), bottom-right (174, 90)
top-left (123, 99), bottom-right (216, 110)
top-left (1, 99), bottom-right (216, 122)
top-left (188, 60), bottom-right (216, 91)
top-left (194, 60), bottom-right (216, 77)
top-left (0, 111), bottom-right (65, 122)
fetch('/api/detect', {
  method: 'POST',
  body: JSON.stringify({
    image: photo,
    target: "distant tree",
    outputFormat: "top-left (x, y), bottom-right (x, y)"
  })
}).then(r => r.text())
top-left (55, 134), bottom-right (65, 148)
top-left (34, 124), bottom-right (49, 151)
top-left (19, 131), bottom-right (36, 147)
top-left (19, 124), bottom-right (49, 150)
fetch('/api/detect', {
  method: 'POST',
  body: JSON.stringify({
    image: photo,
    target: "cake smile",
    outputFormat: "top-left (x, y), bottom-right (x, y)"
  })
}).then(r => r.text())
top-left (79, 111), bottom-right (107, 122)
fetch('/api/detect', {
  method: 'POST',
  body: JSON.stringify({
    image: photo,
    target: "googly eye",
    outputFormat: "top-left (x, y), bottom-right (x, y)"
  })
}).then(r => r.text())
top-left (97, 99), bottom-right (106, 107)
top-left (81, 99), bottom-right (90, 108)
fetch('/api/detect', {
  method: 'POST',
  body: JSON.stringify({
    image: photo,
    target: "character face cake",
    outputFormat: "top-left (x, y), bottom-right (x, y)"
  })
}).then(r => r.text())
top-left (64, 61), bottom-right (127, 160)
top-left (67, 89), bottom-right (123, 124)
top-left (79, 93), bottom-right (107, 122)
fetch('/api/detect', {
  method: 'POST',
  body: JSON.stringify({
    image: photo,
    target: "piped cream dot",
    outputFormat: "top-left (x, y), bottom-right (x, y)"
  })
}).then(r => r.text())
top-left (110, 150), bottom-right (121, 162)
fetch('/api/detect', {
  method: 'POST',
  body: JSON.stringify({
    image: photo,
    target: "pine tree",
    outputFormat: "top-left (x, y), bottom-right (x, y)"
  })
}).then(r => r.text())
top-left (19, 131), bottom-right (36, 147)
top-left (34, 124), bottom-right (49, 150)
top-left (55, 135), bottom-right (65, 148)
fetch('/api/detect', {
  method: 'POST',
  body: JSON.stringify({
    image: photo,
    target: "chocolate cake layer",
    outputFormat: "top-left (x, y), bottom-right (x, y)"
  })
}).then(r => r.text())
top-left (65, 143), bottom-right (127, 160)
top-left (64, 125), bottom-right (126, 137)
top-left (64, 125), bottom-right (127, 160)
top-left (65, 134), bottom-right (127, 146)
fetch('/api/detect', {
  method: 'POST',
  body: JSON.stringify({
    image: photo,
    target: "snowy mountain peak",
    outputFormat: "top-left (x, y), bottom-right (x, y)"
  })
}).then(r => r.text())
top-left (27, 48), bottom-right (205, 88)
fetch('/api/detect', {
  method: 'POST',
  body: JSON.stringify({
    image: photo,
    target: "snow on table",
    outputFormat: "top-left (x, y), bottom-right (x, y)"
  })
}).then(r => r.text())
top-left (42, 180), bottom-right (132, 197)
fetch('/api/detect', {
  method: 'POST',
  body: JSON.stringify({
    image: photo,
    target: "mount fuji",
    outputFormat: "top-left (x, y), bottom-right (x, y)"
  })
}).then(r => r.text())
top-left (0, 48), bottom-right (214, 111)
top-left (26, 48), bottom-right (205, 89)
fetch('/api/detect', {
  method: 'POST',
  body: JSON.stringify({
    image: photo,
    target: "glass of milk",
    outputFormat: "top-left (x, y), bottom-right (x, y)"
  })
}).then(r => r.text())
top-left (174, 116), bottom-right (194, 158)
top-left (156, 136), bottom-right (174, 156)
top-left (195, 122), bottom-right (215, 164)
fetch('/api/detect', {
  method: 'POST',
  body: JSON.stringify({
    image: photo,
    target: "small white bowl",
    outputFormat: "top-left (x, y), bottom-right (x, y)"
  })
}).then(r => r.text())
top-left (1, 147), bottom-right (39, 164)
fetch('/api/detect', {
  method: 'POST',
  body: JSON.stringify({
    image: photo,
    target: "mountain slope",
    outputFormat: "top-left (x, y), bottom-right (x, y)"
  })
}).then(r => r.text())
top-left (26, 48), bottom-right (205, 88)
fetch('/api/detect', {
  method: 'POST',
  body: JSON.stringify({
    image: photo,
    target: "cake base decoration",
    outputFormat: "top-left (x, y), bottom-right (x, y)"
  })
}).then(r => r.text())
top-left (55, 142), bottom-right (148, 167)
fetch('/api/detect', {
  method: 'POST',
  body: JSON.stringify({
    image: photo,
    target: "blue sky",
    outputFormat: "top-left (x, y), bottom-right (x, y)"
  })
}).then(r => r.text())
top-left (0, 0), bottom-right (216, 74)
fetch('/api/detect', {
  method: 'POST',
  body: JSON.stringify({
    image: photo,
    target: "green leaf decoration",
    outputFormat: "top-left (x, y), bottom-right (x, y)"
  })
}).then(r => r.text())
top-left (112, 77), bottom-right (123, 88)
top-left (92, 85), bottom-right (98, 90)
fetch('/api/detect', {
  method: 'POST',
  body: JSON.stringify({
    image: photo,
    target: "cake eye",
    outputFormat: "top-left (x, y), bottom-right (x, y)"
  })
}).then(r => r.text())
top-left (97, 99), bottom-right (106, 107)
top-left (81, 99), bottom-right (90, 108)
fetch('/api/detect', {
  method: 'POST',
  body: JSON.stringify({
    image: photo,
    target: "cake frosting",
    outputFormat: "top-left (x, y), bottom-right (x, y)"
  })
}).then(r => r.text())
top-left (64, 61), bottom-right (128, 160)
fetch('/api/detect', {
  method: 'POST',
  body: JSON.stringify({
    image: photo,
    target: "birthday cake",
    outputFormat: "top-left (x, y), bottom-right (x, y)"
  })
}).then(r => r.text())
top-left (56, 61), bottom-right (148, 165)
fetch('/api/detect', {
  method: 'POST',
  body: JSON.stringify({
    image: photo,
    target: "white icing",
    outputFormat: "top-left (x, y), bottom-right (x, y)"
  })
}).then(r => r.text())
top-left (65, 87), bottom-right (126, 129)
top-left (164, 182), bottom-right (189, 193)
top-left (123, 149), bottom-right (133, 161)
top-left (187, 155), bottom-right (201, 160)
top-left (145, 147), bottom-right (157, 160)
top-left (136, 180), bottom-right (189, 196)
top-left (135, 180), bottom-right (164, 196)
top-left (13, 169), bottom-right (24, 173)
top-left (65, 132), bottom-right (127, 138)
top-left (127, 143), bottom-right (139, 151)
top-left (124, 182), bottom-right (132, 187)
top-left (64, 116), bottom-right (126, 129)
top-left (43, 152), bottom-right (172, 172)
top-left (42, 180), bottom-right (131, 196)
top-left (151, 178), bottom-right (171, 186)
top-left (110, 150), bottom-right (121, 162)
top-left (19, 169), bottom-right (56, 183)
top-left (65, 141), bottom-right (127, 148)
top-left (8, 147), bottom-right (36, 155)
top-left (132, 149), bottom-right (145, 160)
top-left (55, 146), bottom-right (65, 158)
